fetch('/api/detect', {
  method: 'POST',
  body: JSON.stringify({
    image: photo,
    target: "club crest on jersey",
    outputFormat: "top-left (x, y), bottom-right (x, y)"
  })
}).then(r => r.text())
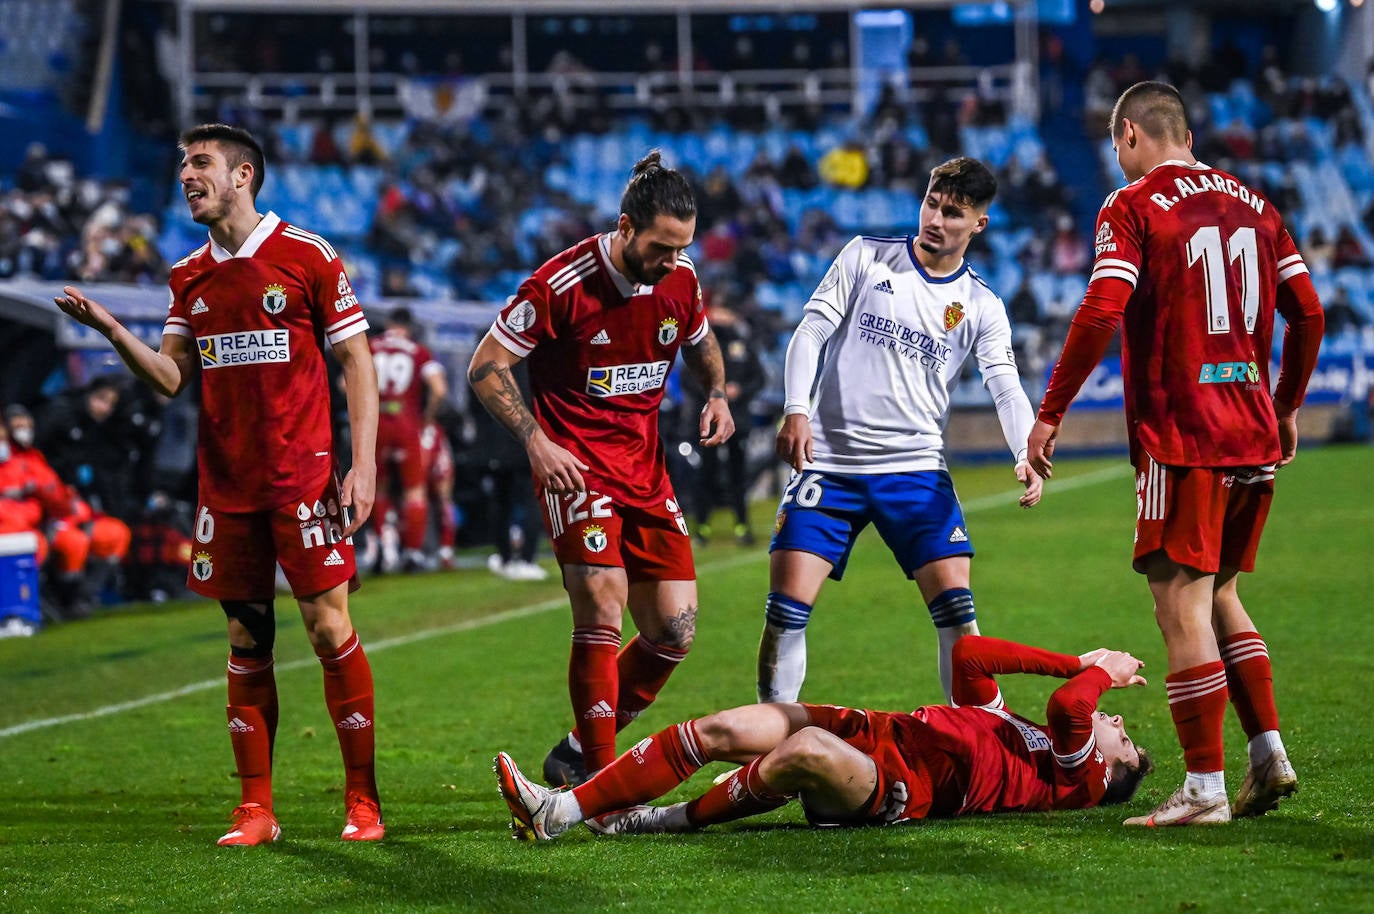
top-left (943, 301), bottom-right (965, 331)
top-left (657, 317), bottom-right (679, 346)
top-left (583, 524), bottom-right (608, 553)
top-left (262, 283), bottom-right (287, 315)
top-left (191, 551), bottom-right (213, 582)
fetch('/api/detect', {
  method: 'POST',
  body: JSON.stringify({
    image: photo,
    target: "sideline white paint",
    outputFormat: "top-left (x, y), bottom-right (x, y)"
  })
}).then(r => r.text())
top-left (0, 465), bottom-right (1128, 740)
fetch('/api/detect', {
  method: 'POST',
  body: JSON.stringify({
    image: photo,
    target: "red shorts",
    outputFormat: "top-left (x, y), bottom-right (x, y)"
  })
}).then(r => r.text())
top-left (800, 704), bottom-right (935, 826)
top-left (421, 421), bottom-right (454, 486)
top-left (1133, 454), bottom-right (1274, 575)
top-left (189, 474), bottom-right (359, 601)
top-left (377, 415), bottom-right (425, 490)
top-left (538, 485), bottom-right (695, 583)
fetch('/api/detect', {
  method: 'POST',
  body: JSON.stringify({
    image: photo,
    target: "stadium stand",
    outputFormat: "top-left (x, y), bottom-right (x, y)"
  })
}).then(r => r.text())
top-left (3, 1), bottom-right (1374, 631)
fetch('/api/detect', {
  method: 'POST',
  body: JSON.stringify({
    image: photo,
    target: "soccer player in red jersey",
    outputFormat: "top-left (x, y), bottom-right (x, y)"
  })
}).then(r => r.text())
top-left (53, 124), bottom-right (385, 846)
top-left (369, 307), bottom-right (448, 572)
top-left (1027, 82), bottom-right (1324, 826)
top-left (496, 635), bottom-right (1153, 838)
top-left (420, 418), bottom-right (459, 568)
top-left (468, 151), bottom-right (735, 787)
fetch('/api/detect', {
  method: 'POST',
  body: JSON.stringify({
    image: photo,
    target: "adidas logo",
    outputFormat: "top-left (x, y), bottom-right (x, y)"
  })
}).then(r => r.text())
top-left (323, 548), bottom-right (345, 567)
top-left (337, 711), bottom-right (372, 731)
top-left (590, 329), bottom-right (611, 344)
top-left (873, 279), bottom-right (894, 294)
top-left (228, 716), bottom-right (255, 733)
top-left (948, 526), bottom-right (969, 544)
top-left (583, 699), bottom-right (615, 719)
top-left (191, 297), bottom-right (209, 314)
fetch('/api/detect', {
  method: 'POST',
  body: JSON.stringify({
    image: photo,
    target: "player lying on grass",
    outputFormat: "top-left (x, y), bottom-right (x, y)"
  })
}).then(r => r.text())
top-left (496, 636), bottom-right (1153, 839)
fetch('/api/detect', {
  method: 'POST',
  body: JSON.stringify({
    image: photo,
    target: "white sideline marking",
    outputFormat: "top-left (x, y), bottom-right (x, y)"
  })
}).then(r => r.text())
top-left (0, 466), bottom-right (1127, 740)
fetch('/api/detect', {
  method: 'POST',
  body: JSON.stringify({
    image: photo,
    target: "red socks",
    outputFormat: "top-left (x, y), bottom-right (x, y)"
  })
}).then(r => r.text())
top-left (570, 626), bottom-right (622, 771)
top-left (616, 635), bottom-right (688, 730)
top-left (1220, 631), bottom-right (1279, 738)
top-left (572, 720), bottom-right (708, 816)
top-left (435, 501), bottom-right (457, 549)
top-left (1165, 660), bottom-right (1228, 773)
top-left (317, 632), bottom-right (379, 800)
top-left (685, 757), bottom-right (790, 826)
top-left (226, 654), bottom-right (277, 808)
top-left (569, 630), bottom-right (691, 771)
top-left (400, 499), bottom-right (428, 552)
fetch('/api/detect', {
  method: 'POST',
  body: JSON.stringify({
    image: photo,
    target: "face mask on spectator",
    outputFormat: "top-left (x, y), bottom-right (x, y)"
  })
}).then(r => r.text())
top-left (11, 426), bottom-right (32, 448)
top-left (0, 441), bottom-right (10, 463)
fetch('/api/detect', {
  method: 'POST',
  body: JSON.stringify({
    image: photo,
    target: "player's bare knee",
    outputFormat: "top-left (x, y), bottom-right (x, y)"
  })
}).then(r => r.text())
top-left (694, 710), bottom-right (748, 756)
top-left (771, 727), bottom-right (838, 779)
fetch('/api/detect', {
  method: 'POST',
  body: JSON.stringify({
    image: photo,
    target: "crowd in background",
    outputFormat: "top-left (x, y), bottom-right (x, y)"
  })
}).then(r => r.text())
top-left (5, 20), bottom-right (1374, 631)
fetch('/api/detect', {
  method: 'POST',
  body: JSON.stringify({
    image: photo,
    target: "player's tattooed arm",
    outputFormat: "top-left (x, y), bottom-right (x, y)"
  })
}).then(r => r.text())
top-left (684, 330), bottom-right (736, 446)
top-left (682, 329), bottom-right (727, 400)
top-left (468, 329), bottom-right (589, 492)
top-left (468, 358), bottom-right (539, 444)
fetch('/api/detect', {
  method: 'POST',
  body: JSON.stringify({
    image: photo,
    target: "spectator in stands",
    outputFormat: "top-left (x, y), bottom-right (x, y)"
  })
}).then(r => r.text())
top-left (778, 144), bottom-right (818, 191)
top-left (1304, 228), bottom-right (1335, 274)
top-left (818, 141), bottom-right (869, 190)
top-left (1332, 226), bottom-right (1370, 269)
top-left (1323, 286), bottom-right (1366, 338)
top-left (348, 114), bottom-right (388, 165)
top-left (310, 118), bottom-right (345, 165)
top-left (696, 166), bottom-right (744, 228)
top-left (1084, 59), bottom-right (1117, 132)
top-left (1049, 212), bottom-right (1089, 275)
top-left (1008, 276), bottom-right (1042, 329)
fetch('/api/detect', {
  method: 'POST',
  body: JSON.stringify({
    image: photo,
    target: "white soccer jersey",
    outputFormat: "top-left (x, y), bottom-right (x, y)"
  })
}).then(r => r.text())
top-left (789, 234), bottom-right (1024, 473)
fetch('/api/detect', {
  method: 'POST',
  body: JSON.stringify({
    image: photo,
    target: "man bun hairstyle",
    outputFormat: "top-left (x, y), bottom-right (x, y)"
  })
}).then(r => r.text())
top-left (179, 123), bottom-right (266, 199)
top-left (927, 156), bottom-right (997, 209)
top-left (620, 149), bottom-right (696, 231)
top-left (1111, 81), bottom-right (1189, 145)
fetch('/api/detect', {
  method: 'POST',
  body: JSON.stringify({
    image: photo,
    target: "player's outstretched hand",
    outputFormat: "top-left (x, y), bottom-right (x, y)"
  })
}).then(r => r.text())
top-left (1093, 650), bottom-right (1146, 689)
top-left (775, 414), bottom-right (814, 473)
top-left (53, 285), bottom-right (118, 336)
top-left (527, 431), bottom-right (590, 495)
top-left (339, 459), bottom-right (376, 536)
top-left (1027, 419), bottom-right (1059, 480)
top-left (1015, 459), bottom-right (1043, 508)
top-left (699, 396), bottom-right (735, 447)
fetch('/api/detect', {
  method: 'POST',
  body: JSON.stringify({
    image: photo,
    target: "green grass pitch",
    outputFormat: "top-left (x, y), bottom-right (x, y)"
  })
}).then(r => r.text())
top-left (1, 446), bottom-right (1371, 913)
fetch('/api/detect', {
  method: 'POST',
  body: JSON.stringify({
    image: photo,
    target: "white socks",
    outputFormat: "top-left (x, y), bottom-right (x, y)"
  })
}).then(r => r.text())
top-left (757, 622), bottom-right (807, 702)
top-left (1248, 730), bottom-right (1285, 767)
top-left (937, 620), bottom-right (980, 703)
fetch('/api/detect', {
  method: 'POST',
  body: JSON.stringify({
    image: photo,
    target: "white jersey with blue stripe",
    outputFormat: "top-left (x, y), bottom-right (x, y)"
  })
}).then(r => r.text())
top-left (798, 234), bottom-right (1020, 473)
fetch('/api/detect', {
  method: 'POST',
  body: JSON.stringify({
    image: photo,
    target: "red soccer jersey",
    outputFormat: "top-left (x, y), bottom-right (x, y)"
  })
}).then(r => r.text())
top-left (490, 233), bottom-right (708, 506)
top-left (900, 637), bottom-right (1113, 816)
top-left (164, 212), bottom-right (369, 512)
top-left (370, 329), bottom-right (442, 427)
top-left (1040, 160), bottom-right (1323, 467)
